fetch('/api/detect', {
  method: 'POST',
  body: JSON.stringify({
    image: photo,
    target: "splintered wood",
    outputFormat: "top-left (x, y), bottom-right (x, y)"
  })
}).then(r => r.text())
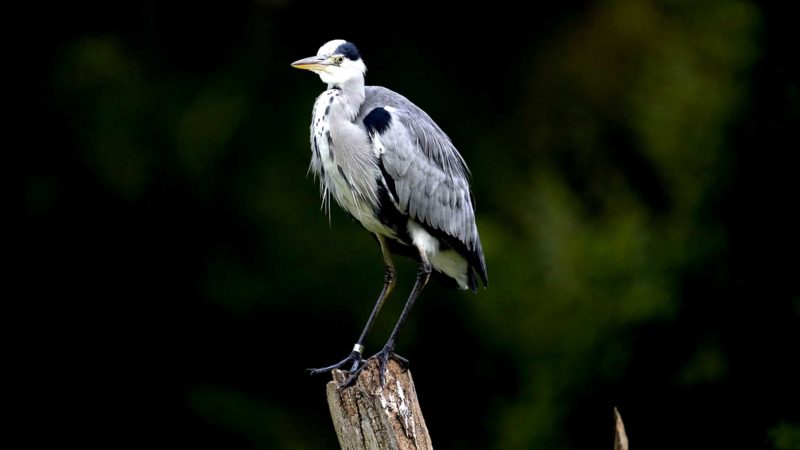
top-left (614, 407), bottom-right (629, 450)
top-left (326, 359), bottom-right (433, 450)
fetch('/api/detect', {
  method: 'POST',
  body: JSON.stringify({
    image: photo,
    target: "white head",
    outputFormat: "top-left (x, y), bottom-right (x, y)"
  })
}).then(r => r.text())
top-left (291, 39), bottom-right (367, 86)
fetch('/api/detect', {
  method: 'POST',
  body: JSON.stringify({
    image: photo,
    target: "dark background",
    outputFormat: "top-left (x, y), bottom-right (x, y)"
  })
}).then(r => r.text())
top-left (22, 0), bottom-right (798, 448)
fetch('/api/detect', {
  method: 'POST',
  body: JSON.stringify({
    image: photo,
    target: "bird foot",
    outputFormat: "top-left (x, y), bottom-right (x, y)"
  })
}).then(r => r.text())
top-left (308, 350), bottom-right (365, 378)
top-left (371, 345), bottom-right (409, 386)
top-left (308, 346), bottom-right (409, 389)
top-left (337, 361), bottom-right (370, 389)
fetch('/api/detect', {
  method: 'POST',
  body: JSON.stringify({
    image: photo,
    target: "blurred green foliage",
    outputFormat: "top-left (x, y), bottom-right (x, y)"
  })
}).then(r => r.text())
top-left (29, 0), bottom-right (797, 449)
top-left (770, 422), bottom-right (800, 450)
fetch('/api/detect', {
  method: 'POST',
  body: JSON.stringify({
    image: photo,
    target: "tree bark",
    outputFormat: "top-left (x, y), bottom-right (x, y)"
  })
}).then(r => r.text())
top-left (326, 358), bottom-right (433, 450)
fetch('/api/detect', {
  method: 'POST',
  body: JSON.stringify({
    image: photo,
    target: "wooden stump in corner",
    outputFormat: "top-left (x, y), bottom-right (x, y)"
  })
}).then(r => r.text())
top-left (326, 358), bottom-right (433, 450)
top-left (613, 407), bottom-right (629, 450)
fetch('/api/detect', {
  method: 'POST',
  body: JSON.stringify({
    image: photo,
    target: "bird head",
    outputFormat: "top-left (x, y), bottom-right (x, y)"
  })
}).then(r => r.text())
top-left (291, 39), bottom-right (366, 86)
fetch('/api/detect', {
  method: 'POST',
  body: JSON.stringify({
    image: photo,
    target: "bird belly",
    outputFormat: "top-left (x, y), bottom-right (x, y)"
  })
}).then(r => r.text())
top-left (310, 91), bottom-right (396, 239)
top-left (325, 164), bottom-right (396, 238)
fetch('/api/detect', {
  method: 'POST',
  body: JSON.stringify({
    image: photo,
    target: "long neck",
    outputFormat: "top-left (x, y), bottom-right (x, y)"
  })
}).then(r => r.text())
top-left (328, 76), bottom-right (365, 121)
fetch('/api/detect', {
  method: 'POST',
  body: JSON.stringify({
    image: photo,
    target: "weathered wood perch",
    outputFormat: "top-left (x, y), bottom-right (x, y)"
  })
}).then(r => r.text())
top-left (613, 407), bottom-right (629, 450)
top-left (326, 359), bottom-right (630, 450)
top-left (326, 358), bottom-right (433, 450)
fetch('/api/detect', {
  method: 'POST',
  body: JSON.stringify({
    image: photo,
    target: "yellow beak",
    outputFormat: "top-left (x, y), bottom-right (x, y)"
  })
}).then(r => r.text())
top-left (291, 55), bottom-right (330, 71)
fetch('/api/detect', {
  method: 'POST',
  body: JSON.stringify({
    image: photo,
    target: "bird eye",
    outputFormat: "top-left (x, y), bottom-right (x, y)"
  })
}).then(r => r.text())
top-left (333, 56), bottom-right (344, 65)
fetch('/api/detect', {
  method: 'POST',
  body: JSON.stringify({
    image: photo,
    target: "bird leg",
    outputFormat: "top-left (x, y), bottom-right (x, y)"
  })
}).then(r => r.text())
top-left (308, 236), bottom-right (397, 387)
top-left (368, 248), bottom-right (431, 386)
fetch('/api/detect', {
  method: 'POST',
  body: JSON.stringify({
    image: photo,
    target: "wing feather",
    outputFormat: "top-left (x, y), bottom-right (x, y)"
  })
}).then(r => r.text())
top-left (359, 86), bottom-right (488, 286)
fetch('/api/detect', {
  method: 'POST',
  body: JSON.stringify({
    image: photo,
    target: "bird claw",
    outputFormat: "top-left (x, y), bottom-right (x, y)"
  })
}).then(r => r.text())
top-left (338, 363), bottom-right (369, 389)
top-left (371, 346), bottom-right (408, 386)
top-left (337, 350), bottom-right (407, 389)
top-left (309, 347), bottom-right (409, 388)
top-left (308, 350), bottom-right (365, 377)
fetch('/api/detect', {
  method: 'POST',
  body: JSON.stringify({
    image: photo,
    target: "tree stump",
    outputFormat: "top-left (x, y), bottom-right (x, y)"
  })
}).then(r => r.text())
top-left (613, 407), bottom-right (629, 450)
top-left (326, 358), bottom-right (433, 450)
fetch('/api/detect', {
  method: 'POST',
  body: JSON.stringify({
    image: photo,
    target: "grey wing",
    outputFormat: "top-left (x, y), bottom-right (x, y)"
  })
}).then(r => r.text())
top-left (379, 111), bottom-right (477, 247)
top-left (361, 88), bottom-right (487, 284)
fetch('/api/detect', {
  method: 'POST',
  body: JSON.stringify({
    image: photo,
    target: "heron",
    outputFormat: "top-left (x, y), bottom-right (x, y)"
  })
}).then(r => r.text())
top-left (292, 39), bottom-right (488, 387)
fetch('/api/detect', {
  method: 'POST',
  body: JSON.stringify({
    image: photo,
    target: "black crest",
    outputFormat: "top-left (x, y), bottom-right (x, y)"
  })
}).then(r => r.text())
top-left (335, 42), bottom-right (361, 61)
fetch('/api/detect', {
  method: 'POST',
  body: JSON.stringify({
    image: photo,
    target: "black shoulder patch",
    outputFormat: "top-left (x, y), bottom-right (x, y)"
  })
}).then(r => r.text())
top-left (364, 107), bottom-right (392, 135)
top-left (335, 42), bottom-right (361, 61)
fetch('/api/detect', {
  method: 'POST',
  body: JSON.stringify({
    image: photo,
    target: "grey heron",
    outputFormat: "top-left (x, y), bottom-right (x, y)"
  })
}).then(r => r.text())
top-left (292, 39), bottom-right (488, 387)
